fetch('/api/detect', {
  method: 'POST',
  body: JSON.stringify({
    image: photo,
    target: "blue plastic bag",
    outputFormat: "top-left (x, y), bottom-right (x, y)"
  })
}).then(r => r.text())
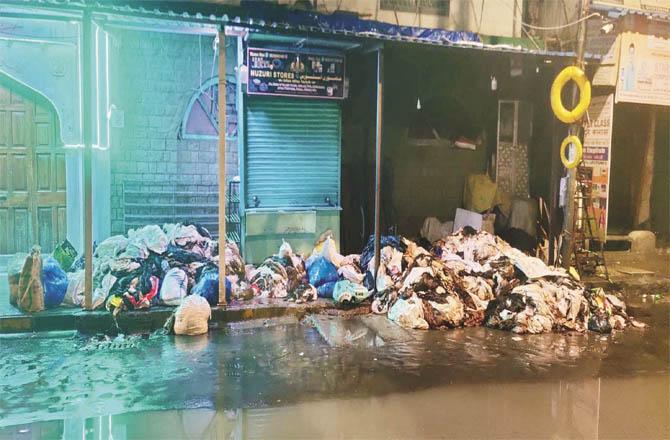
top-left (316, 281), bottom-right (337, 299)
top-left (192, 269), bottom-right (231, 305)
top-left (307, 256), bottom-right (338, 287)
top-left (41, 257), bottom-right (68, 308)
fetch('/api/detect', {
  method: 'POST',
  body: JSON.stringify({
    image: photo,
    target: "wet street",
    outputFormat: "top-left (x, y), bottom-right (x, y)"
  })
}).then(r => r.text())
top-left (0, 302), bottom-right (668, 439)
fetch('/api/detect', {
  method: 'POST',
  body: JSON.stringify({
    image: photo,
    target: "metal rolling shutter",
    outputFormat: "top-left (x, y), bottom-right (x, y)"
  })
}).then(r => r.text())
top-left (245, 97), bottom-right (340, 209)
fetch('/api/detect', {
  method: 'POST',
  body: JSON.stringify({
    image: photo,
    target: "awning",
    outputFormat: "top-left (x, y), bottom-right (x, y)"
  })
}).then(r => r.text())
top-left (1, 0), bottom-right (587, 58)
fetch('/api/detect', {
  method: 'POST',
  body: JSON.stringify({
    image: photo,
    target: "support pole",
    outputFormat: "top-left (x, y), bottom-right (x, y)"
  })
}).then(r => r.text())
top-left (82, 9), bottom-right (94, 309)
top-left (218, 30), bottom-right (227, 306)
top-left (373, 49), bottom-right (383, 291)
top-left (634, 107), bottom-right (656, 227)
top-left (561, 0), bottom-right (589, 268)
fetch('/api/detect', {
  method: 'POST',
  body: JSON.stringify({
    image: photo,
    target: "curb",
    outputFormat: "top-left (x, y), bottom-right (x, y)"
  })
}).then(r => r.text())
top-left (0, 299), bottom-right (361, 335)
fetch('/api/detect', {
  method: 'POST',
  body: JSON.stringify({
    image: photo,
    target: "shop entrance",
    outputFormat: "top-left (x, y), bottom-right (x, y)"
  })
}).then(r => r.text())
top-left (0, 80), bottom-right (66, 255)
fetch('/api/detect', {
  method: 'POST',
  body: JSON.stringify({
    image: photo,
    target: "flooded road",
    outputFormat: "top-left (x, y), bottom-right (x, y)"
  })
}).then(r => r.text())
top-left (1, 303), bottom-right (668, 439)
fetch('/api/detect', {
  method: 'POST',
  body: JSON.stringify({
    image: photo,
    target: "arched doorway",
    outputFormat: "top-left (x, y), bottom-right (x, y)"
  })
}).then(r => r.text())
top-left (0, 76), bottom-right (66, 254)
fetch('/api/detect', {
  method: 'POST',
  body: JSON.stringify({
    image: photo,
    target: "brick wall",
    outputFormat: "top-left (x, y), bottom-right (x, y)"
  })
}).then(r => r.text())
top-left (108, 29), bottom-right (238, 235)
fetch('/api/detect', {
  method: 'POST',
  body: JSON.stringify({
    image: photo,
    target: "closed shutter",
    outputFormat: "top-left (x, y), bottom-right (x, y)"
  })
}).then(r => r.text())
top-left (245, 97), bottom-right (340, 209)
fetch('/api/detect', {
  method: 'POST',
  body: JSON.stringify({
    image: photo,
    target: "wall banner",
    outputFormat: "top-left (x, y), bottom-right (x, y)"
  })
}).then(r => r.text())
top-left (582, 94), bottom-right (614, 240)
top-left (247, 48), bottom-right (345, 99)
top-left (616, 32), bottom-right (670, 106)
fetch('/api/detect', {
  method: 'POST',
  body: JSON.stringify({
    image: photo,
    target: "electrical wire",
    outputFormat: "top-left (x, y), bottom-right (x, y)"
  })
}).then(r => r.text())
top-left (521, 12), bottom-right (600, 31)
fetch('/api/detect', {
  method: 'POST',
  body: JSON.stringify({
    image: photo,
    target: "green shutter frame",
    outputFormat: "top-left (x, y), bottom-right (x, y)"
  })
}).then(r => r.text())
top-left (245, 97), bottom-right (341, 209)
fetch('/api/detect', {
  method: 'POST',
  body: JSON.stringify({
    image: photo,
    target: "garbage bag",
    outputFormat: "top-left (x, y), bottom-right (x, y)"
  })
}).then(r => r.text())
top-left (53, 239), bottom-right (78, 272)
top-left (316, 281), bottom-right (337, 299)
top-left (173, 295), bottom-right (211, 336)
top-left (192, 267), bottom-right (231, 305)
top-left (17, 246), bottom-right (45, 313)
top-left (63, 270), bottom-right (85, 307)
top-left (388, 294), bottom-right (429, 330)
top-left (42, 257), bottom-right (68, 308)
top-left (95, 235), bottom-right (128, 259)
top-left (333, 280), bottom-right (371, 307)
top-left (160, 268), bottom-right (188, 306)
top-left (7, 253), bottom-right (28, 307)
top-left (307, 256), bottom-right (338, 287)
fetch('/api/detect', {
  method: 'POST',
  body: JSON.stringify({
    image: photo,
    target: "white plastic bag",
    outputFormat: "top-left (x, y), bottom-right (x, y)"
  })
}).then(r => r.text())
top-left (160, 268), bottom-right (188, 306)
top-left (63, 270), bottom-right (85, 307)
top-left (278, 239), bottom-right (293, 258)
top-left (388, 294), bottom-right (429, 330)
top-left (174, 295), bottom-right (211, 336)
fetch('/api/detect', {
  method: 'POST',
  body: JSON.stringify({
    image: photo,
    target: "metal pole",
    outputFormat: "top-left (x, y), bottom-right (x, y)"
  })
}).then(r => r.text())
top-left (82, 9), bottom-right (94, 309)
top-left (561, 0), bottom-right (589, 268)
top-left (218, 29), bottom-right (227, 306)
top-left (373, 48), bottom-right (383, 291)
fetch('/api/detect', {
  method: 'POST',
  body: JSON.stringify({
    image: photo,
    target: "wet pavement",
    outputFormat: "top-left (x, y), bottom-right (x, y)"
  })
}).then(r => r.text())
top-left (1, 300), bottom-right (668, 439)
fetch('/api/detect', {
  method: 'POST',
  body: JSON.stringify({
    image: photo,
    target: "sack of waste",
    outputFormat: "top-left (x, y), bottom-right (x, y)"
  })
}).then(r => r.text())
top-left (63, 270), bottom-right (85, 307)
top-left (52, 239), bottom-right (77, 272)
top-left (17, 246), bottom-right (45, 313)
top-left (159, 268), bottom-right (188, 306)
top-left (42, 257), bottom-right (68, 308)
top-left (316, 280), bottom-right (337, 299)
top-left (192, 266), bottom-right (231, 305)
top-left (173, 295), bottom-right (211, 336)
top-left (7, 252), bottom-right (28, 307)
top-left (333, 280), bottom-right (371, 307)
top-left (307, 256), bottom-right (338, 288)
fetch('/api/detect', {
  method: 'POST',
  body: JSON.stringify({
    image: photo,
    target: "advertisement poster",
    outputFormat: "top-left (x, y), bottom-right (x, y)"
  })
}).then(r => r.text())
top-left (247, 48), bottom-right (345, 99)
top-left (582, 94), bottom-right (614, 240)
top-left (616, 32), bottom-right (670, 105)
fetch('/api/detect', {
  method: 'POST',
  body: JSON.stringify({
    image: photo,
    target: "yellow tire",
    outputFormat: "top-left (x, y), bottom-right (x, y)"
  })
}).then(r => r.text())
top-left (550, 66), bottom-right (591, 123)
top-left (560, 135), bottom-right (583, 169)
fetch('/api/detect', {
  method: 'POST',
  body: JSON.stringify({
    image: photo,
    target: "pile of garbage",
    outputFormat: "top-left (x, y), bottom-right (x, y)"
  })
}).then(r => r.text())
top-left (365, 227), bottom-right (644, 334)
top-left (7, 223), bottom-right (244, 315)
top-left (7, 221), bottom-right (643, 335)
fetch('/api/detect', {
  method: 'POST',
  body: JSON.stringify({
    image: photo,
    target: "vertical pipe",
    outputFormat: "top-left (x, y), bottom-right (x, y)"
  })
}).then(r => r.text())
top-left (218, 30), bottom-right (227, 306)
top-left (373, 49), bottom-right (383, 291)
top-left (82, 9), bottom-right (94, 309)
top-left (560, 0), bottom-right (589, 268)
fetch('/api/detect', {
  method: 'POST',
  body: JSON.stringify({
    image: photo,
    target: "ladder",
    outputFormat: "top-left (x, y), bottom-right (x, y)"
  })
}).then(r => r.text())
top-left (572, 166), bottom-right (610, 280)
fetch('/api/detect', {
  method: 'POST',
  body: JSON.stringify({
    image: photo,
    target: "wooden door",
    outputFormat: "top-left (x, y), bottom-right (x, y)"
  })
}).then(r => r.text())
top-left (0, 83), bottom-right (66, 254)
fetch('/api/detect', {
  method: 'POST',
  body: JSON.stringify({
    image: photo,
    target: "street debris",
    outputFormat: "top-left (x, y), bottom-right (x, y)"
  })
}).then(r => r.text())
top-left (5, 221), bottom-right (644, 335)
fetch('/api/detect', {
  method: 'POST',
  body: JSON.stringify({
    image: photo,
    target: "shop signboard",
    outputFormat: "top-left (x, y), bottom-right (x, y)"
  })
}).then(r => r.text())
top-left (247, 48), bottom-right (345, 99)
top-left (616, 32), bottom-right (670, 105)
top-left (582, 94), bottom-right (614, 241)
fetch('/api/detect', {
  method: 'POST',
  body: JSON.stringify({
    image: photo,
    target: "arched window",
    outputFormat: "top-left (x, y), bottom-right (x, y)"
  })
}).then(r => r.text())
top-left (179, 75), bottom-right (236, 140)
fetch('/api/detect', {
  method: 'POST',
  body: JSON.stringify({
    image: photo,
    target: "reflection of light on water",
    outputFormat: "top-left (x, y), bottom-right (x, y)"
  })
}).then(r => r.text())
top-left (174, 334), bottom-right (210, 353)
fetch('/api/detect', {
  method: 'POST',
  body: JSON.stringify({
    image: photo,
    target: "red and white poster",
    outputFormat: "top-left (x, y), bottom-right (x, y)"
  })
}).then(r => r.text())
top-left (582, 94), bottom-right (614, 241)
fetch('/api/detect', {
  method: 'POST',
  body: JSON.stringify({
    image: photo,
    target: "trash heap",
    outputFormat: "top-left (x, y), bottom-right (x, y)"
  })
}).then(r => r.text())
top-left (364, 227), bottom-right (643, 334)
top-left (6, 222), bottom-right (643, 335)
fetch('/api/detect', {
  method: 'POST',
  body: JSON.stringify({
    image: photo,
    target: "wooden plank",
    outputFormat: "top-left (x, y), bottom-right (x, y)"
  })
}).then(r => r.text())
top-left (218, 30), bottom-right (227, 306)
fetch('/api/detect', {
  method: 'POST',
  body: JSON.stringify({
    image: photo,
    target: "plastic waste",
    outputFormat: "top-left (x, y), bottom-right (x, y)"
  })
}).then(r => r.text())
top-left (192, 267), bottom-right (231, 305)
top-left (316, 281), bottom-right (337, 298)
top-left (278, 239), bottom-right (292, 259)
top-left (63, 270), bottom-right (85, 307)
top-left (388, 294), bottom-right (429, 330)
top-left (307, 256), bottom-right (338, 288)
top-left (42, 257), bottom-right (68, 308)
top-left (159, 268), bottom-right (188, 306)
top-left (173, 295), bottom-right (211, 336)
top-left (333, 280), bottom-right (371, 306)
top-left (53, 239), bottom-right (78, 272)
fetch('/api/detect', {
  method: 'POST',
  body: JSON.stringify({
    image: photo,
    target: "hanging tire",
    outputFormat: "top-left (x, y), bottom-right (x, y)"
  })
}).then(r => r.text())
top-left (560, 135), bottom-right (583, 169)
top-left (550, 66), bottom-right (591, 124)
